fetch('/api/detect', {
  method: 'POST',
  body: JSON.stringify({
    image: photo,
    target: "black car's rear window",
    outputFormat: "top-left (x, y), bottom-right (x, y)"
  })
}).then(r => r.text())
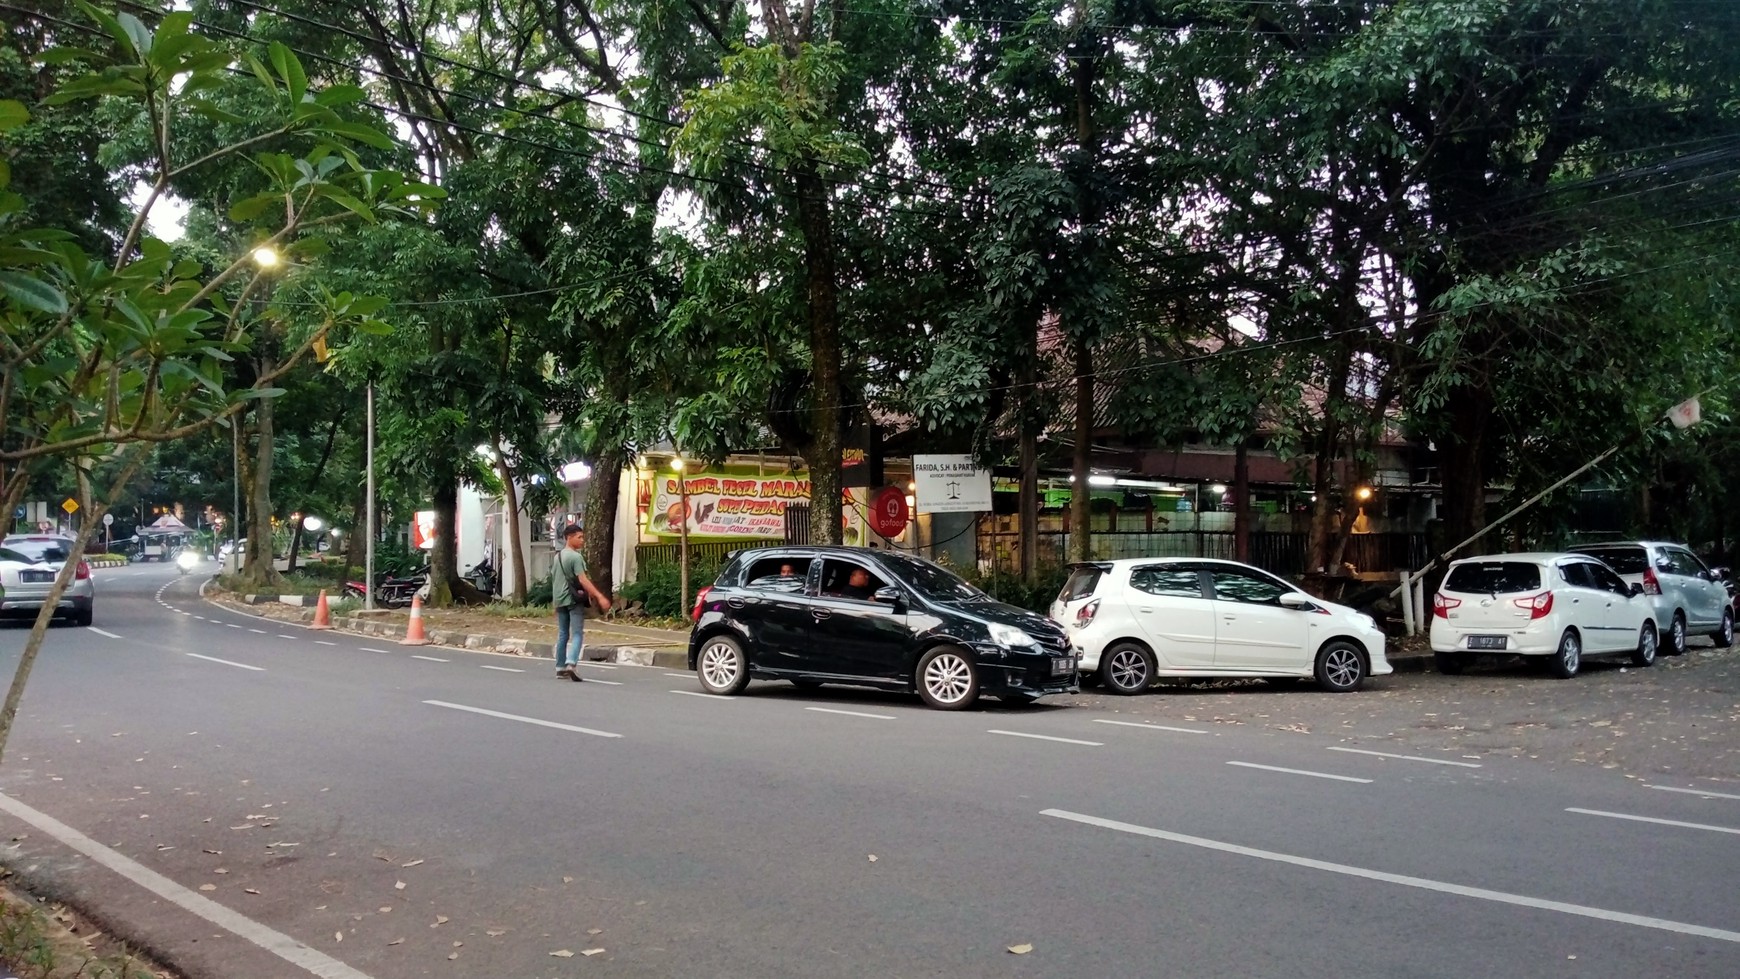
top-left (1059, 566), bottom-right (1104, 603)
top-left (1571, 547), bottom-right (1647, 575)
top-left (1445, 562), bottom-right (1542, 595)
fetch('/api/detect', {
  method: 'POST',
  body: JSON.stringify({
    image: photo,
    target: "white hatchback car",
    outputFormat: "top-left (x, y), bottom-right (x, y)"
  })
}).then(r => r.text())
top-left (1430, 553), bottom-right (1657, 678)
top-left (1050, 558), bottom-right (1391, 694)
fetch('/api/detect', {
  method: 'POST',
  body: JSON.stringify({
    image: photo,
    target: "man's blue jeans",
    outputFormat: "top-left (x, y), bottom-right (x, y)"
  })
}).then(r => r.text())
top-left (554, 604), bottom-right (584, 669)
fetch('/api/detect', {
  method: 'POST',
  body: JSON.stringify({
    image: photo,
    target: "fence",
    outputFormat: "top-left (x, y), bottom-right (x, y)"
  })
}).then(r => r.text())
top-left (976, 529), bottom-right (1427, 578)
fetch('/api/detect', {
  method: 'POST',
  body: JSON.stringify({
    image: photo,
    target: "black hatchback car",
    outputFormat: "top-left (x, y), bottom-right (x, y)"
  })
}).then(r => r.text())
top-left (687, 546), bottom-right (1078, 709)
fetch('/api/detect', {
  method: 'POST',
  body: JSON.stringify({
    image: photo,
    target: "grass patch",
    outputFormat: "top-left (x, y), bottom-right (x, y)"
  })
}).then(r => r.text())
top-left (0, 881), bottom-right (173, 978)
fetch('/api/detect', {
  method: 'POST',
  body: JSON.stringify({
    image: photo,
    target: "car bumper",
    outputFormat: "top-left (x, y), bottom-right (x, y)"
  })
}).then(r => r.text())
top-left (1429, 621), bottom-right (1559, 655)
top-left (0, 593), bottom-right (91, 614)
top-left (970, 644), bottom-right (1079, 696)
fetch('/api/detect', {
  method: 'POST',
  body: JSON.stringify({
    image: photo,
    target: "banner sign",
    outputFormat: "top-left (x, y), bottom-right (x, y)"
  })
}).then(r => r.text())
top-left (648, 473), bottom-right (812, 539)
top-left (912, 454), bottom-right (994, 514)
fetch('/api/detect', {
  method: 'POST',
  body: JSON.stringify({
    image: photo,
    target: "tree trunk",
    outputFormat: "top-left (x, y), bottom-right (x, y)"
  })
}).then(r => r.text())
top-left (1233, 440), bottom-right (1251, 562)
top-left (428, 479), bottom-right (458, 607)
top-left (285, 516), bottom-right (304, 574)
top-left (1068, 338), bottom-right (1093, 563)
top-left (241, 356), bottom-right (282, 589)
top-left (795, 165), bottom-right (843, 546)
top-left (1018, 311), bottom-right (1040, 581)
top-left (583, 443), bottom-right (627, 597)
top-left (494, 442), bottom-right (528, 604)
top-left (1438, 387), bottom-right (1491, 558)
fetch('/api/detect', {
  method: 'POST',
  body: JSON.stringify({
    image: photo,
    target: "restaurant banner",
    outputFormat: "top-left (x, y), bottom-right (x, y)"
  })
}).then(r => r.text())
top-left (647, 472), bottom-right (812, 539)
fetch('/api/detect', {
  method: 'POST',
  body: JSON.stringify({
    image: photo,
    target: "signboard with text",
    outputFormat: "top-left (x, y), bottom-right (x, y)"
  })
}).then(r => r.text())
top-left (912, 455), bottom-right (993, 514)
top-left (648, 472), bottom-right (812, 540)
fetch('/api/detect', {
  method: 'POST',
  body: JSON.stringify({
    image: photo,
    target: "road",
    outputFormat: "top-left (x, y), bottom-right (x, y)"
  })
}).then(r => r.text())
top-left (0, 564), bottom-right (1737, 978)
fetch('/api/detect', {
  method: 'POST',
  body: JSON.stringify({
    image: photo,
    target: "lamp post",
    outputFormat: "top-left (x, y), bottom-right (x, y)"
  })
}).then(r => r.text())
top-left (672, 456), bottom-right (690, 616)
top-left (365, 381), bottom-right (375, 610)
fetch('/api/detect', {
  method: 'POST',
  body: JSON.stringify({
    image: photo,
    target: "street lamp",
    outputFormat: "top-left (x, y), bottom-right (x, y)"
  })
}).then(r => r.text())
top-left (251, 245), bottom-right (281, 269)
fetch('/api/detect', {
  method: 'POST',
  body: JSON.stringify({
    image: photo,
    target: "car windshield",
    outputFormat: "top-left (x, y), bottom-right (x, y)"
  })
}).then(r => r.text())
top-left (5, 539), bottom-right (69, 563)
top-left (875, 552), bottom-right (985, 601)
top-left (1445, 562), bottom-right (1542, 595)
top-left (1572, 546), bottom-right (1647, 575)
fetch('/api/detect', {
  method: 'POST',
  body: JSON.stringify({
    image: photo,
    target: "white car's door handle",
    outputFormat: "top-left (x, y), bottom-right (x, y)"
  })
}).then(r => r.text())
top-left (1139, 607), bottom-right (1153, 613)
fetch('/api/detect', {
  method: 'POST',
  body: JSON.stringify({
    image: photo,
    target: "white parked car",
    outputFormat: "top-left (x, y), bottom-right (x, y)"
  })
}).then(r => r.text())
top-left (1050, 558), bottom-right (1392, 694)
top-left (1430, 552), bottom-right (1657, 678)
top-left (1568, 541), bottom-right (1733, 654)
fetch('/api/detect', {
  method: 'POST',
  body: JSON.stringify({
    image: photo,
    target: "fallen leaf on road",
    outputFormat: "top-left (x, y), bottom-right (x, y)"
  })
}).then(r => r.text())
top-left (447, 952), bottom-right (458, 960)
top-left (156, 844), bottom-right (175, 851)
top-left (587, 929), bottom-right (602, 936)
top-left (334, 932), bottom-right (343, 943)
top-left (379, 907), bottom-right (392, 913)
top-left (268, 841), bottom-right (299, 848)
top-left (582, 948), bottom-right (605, 956)
top-left (867, 854), bottom-right (877, 862)
top-left (452, 941), bottom-right (463, 948)
top-left (203, 849), bottom-right (221, 855)
top-left (432, 915), bottom-right (449, 926)
top-left (230, 824), bottom-right (256, 831)
top-left (401, 859), bottom-right (424, 867)
top-left (550, 950), bottom-right (575, 958)
top-left (394, 881), bottom-right (406, 890)
top-left (214, 868), bottom-right (229, 874)
top-left (562, 876), bottom-right (574, 883)
top-left (244, 889), bottom-right (259, 895)
top-left (387, 939), bottom-right (403, 946)
top-left (374, 852), bottom-right (392, 862)
top-left (198, 884), bottom-right (216, 892)
top-left (1007, 944), bottom-right (1033, 954)
top-left (486, 929), bottom-right (507, 937)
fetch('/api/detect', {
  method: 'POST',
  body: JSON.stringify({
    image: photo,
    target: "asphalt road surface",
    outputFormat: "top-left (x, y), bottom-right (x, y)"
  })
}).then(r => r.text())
top-left (0, 564), bottom-right (1736, 979)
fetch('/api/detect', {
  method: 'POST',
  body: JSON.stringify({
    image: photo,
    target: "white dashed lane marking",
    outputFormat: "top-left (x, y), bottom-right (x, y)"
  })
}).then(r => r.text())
top-left (479, 665), bottom-right (524, 673)
top-left (422, 700), bottom-right (621, 739)
top-left (1227, 761), bottom-right (1371, 784)
top-left (186, 653), bottom-right (265, 672)
top-left (411, 655), bottom-right (449, 663)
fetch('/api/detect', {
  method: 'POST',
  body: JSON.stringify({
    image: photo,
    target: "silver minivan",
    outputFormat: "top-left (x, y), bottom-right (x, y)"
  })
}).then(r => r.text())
top-left (1569, 541), bottom-right (1733, 654)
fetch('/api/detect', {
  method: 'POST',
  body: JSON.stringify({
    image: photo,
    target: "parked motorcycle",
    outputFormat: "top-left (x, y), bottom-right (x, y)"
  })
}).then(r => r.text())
top-left (465, 557), bottom-right (498, 597)
top-left (343, 565), bottom-right (429, 608)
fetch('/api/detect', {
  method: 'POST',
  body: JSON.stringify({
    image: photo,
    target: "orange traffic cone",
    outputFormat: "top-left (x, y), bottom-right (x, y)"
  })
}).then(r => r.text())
top-left (399, 595), bottom-right (430, 646)
top-left (310, 590), bottom-right (333, 630)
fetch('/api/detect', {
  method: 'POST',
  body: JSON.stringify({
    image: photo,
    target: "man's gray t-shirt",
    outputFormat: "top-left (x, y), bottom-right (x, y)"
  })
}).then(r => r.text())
top-left (552, 547), bottom-right (588, 608)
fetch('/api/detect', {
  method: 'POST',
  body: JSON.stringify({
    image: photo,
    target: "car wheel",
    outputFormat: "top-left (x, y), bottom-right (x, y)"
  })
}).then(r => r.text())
top-left (1314, 640), bottom-right (1367, 692)
top-left (916, 646), bottom-right (979, 710)
top-left (1711, 609), bottom-right (1733, 649)
top-left (696, 636), bottom-right (750, 696)
top-left (1099, 642), bottom-right (1155, 696)
top-left (1548, 629), bottom-right (1581, 679)
top-left (790, 679), bottom-right (823, 691)
top-left (1631, 622), bottom-right (1658, 667)
top-left (1000, 693), bottom-right (1041, 707)
top-left (1668, 612), bottom-right (1688, 656)
top-left (1433, 651), bottom-right (1466, 676)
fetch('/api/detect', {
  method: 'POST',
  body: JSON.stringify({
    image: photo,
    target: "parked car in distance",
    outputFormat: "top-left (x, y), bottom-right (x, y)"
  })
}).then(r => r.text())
top-left (1049, 558), bottom-right (1391, 694)
top-left (688, 546), bottom-right (1078, 710)
top-left (1568, 541), bottom-right (1733, 654)
top-left (1431, 553), bottom-right (1657, 678)
top-left (0, 535), bottom-right (95, 626)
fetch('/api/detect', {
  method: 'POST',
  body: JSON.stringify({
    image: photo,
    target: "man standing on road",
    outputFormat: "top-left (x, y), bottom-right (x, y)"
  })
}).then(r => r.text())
top-left (554, 523), bottom-right (611, 681)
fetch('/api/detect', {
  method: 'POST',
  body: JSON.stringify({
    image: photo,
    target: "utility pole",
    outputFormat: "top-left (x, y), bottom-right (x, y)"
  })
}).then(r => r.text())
top-left (366, 382), bottom-right (376, 611)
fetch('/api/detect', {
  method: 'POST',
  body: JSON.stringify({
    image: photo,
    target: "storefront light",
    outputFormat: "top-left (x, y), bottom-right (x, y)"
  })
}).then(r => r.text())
top-left (1210, 484), bottom-right (1227, 495)
top-left (1088, 474), bottom-right (1116, 487)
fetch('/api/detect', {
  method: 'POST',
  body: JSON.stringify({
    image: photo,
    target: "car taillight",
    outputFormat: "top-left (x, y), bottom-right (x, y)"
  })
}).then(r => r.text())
top-left (1512, 591), bottom-right (1554, 619)
top-left (75, 561), bottom-right (91, 580)
top-left (1432, 593), bottom-right (1460, 618)
top-left (691, 586), bottom-right (712, 623)
top-left (1075, 599), bottom-right (1100, 628)
top-left (1641, 568), bottom-right (1662, 595)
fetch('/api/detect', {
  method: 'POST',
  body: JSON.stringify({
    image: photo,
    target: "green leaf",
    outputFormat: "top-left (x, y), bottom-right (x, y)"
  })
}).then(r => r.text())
top-left (114, 12), bottom-right (152, 58)
top-left (228, 193), bottom-right (278, 222)
top-left (0, 270), bottom-right (68, 315)
top-left (314, 84), bottom-right (366, 107)
top-left (268, 42), bottom-right (306, 106)
top-left (322, 121), bottom-right (394, 150)
top-left (0, 100), bottom-right (29, 131)
top-left (38, 46), bottom-right (101, 66)
top-left (245, 54), bottom-right (275, 94)
top-left (185, 98), bottom-right (247, 125)
top-left (241, 386), bottom-right (288, 400)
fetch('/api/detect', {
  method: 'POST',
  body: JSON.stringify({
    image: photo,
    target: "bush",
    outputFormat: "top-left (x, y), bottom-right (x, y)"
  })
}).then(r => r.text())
top-left (959, 564), bottom-right (1071, 613)
top-left (622, 558), bottom-right (723, 619)
top-left (525, 574), bottom-right (553, 607)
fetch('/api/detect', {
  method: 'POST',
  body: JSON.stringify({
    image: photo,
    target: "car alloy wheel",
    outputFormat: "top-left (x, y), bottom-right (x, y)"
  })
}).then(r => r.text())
top-left (1100, 643), bottom-right (1154, 696)
top-left (1712, 609), bottom-right (1734, 649)
top-left (1669, 612), bottom-right (1688, 656)
top-left (1548, 629), bottom-right (1581, 679)
top-left (1632, 622), bottom-right (1658, 667)
top-left (916, 647), bottom-right (979, 710)
top-left (697, 637), bottom-right (749, 695)
top-left (1314, 641), bottom-right (1366, 692)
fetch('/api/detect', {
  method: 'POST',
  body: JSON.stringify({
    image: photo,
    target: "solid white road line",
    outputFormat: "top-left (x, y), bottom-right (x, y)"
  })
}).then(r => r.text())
top-left (1650, 785), bottom-right (1740, 802)
top-left (422, 700), bottom-right (621, 739)
top-left (806, 707), bottom-right (896, 720)
top-left (86, 627), bottom-right (122, 640)
top-left (0, 793), bottom-right (376, 979)
top-left (1093, 719), bottom-right (1208, 735)
top-left (577, 662), bottom-right (619, 670)
top-left (1042, 808), bottom-right (1740, 945)
top-left (664, 672), bottom-right (692, 678)
top-left (670, 690), bottom-right (731, 700)
top-left (186, 653), bottom-right (265, 672)
top-left (1227, 761), bottom-right (1371, 784)
top-left (1565, 808), bottom-right (1740, 836)
top-left (410, 654), bottom-right (449, 663)
top-left (1326, 746), bottom-right (1482, 768)
top-left (582, 679), bottom-right (623, 686)
top-left (479, 665), bottom-right (524, 673)
top-left (988, 730), bottom-right (1102, 746)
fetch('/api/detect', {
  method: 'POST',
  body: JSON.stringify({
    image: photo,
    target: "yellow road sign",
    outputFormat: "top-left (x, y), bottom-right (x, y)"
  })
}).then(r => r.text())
top-left (61, 498), bottom-right (79, 515)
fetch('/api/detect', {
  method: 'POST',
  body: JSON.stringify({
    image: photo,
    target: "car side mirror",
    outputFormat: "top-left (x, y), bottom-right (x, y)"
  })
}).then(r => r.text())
top-left (1279, 593), bottom-right (1314, 611)
top-left (873, 585), bottom-right (904, 609)
top-left (1629, 582), bottom-right (1644, 597)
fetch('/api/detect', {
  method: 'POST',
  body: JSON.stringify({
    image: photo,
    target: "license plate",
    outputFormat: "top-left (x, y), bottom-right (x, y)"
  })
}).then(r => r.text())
top-left (1467, 635), bottom-right (1507, 651)
top-left (20, 571), bottom-right (54, 583)
top-left (1050, 656), bottom-right (1075, 677)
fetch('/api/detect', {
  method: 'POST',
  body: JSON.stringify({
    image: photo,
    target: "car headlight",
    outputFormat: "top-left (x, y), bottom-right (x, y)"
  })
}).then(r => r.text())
top-left (988, 623), bottom-right (1036, 648)
top-left (1355, 613), bottom-right (1376, 630)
